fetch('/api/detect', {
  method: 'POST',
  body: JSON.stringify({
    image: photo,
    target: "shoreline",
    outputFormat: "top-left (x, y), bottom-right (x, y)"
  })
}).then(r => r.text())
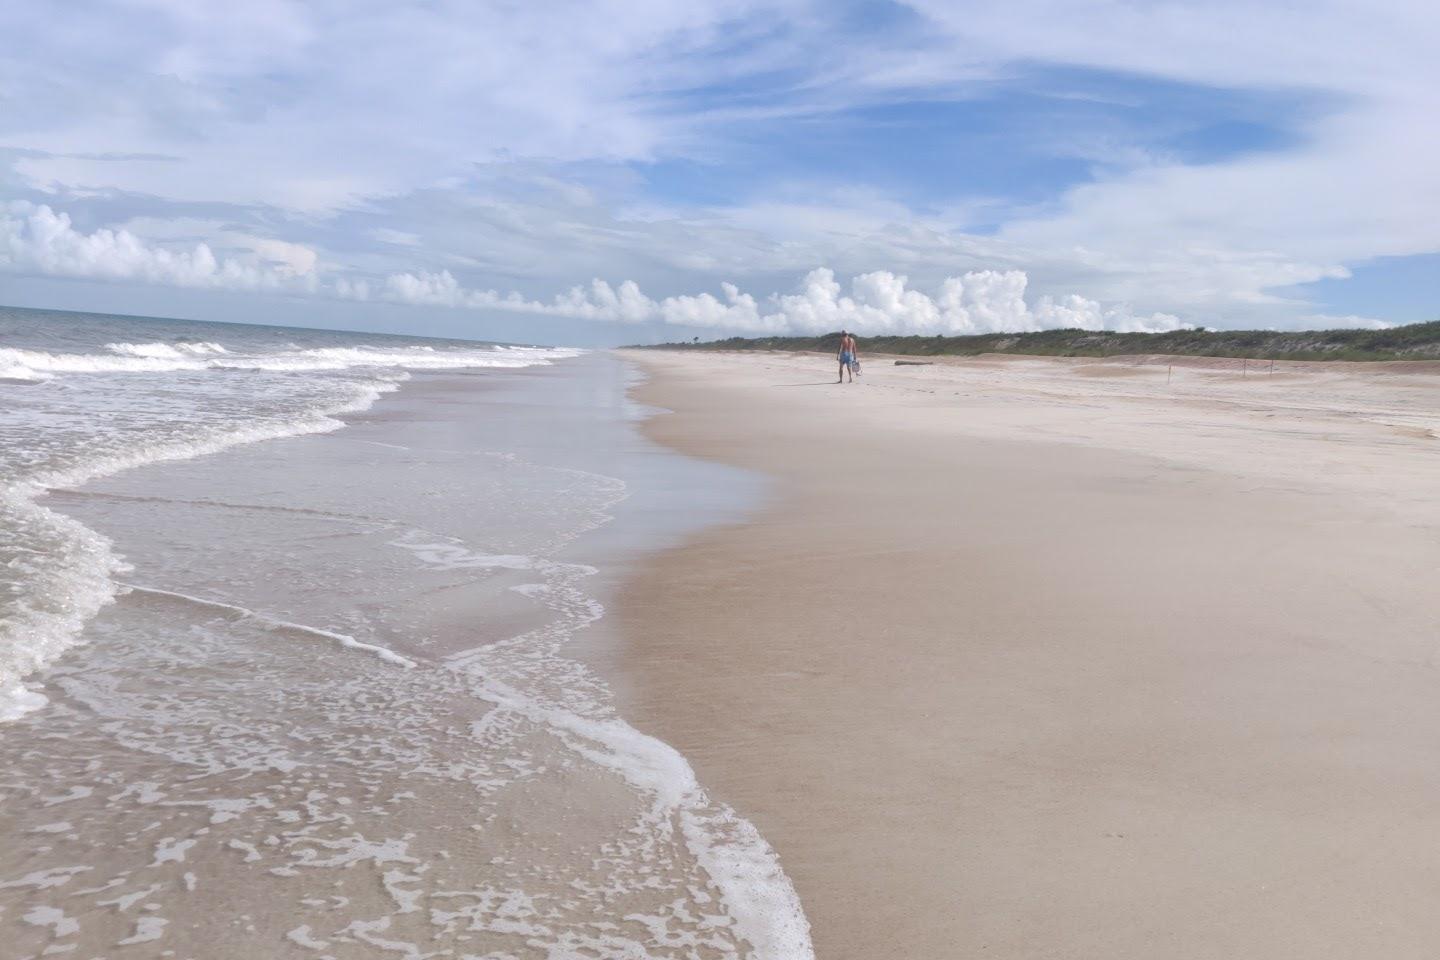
top-left (614, 348), bottom-right (1440, 958)
top-left (3, 353), bottom-right (812, 958)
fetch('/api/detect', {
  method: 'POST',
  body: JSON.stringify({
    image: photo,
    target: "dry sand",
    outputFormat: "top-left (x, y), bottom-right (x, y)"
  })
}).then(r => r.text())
top-left (615, 350), bottom-right (1440, 959)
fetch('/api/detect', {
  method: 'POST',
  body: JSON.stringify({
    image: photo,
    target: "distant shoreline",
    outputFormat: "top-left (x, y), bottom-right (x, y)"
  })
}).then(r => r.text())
top-left (631, 318), bottom-right (1440, 362)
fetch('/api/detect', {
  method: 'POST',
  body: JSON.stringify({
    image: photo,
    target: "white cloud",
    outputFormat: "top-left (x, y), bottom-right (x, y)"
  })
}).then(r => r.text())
top-left (907, 0), bottom-right (1440, 308)
top-left (367, 227), bottom-right (421, 247)
top-left (333, 276), bottom-right (370, 301)
top-left (241, 236), bottom-right (319, 276)
top-left (379, 268), bottom-right (463, 306)
top-left (0, 202), bottom-right (314, 292)
top-left (1, 1), bottom-right (1433, 330)
top-left (373, 270), bottom-right (657, 322)
top-left (0, 0), bottom-right (811, 211)
top-left (370, 266), bottom-right (1188, 335)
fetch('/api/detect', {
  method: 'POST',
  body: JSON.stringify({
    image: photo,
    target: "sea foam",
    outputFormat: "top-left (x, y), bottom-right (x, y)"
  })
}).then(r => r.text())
top-left (0, 325), bottom-right (814, 957)
top-left (0, 334), bottom-right (581, 721)
top-left (398, 527), bottom-right (815, 959)
top-left (0, 342), bottom-right (581, 379)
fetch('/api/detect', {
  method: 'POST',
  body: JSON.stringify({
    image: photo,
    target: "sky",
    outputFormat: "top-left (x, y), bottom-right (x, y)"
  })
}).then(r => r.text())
top-left (0, 1), bottom-right (1436, 346)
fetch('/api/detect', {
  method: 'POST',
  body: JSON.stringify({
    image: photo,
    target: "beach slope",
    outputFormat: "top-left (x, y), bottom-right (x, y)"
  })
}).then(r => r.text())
top-left (616, 350), bottom-right (1440, 959)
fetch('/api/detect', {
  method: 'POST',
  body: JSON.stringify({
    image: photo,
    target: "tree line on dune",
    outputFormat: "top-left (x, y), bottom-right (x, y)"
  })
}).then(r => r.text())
top-left (637, 320), bottom-right (1440, 362)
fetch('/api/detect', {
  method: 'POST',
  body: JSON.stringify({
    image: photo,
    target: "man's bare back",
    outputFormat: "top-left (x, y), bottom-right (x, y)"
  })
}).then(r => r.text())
top-left (838, 332), bottom-right (857, 383)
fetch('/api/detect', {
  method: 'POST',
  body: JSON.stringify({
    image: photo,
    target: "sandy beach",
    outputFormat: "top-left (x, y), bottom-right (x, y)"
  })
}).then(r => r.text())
top-left (0, 349), bottom-right (804, 960)
top-left (617, 349), bottom-right (1440, 959)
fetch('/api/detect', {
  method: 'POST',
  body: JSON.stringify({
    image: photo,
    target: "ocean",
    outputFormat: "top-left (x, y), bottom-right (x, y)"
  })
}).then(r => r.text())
top-left (0, 306), bottom-right (809, 959)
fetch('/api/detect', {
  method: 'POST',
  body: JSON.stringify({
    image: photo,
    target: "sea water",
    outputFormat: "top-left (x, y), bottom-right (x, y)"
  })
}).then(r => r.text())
top-left (0, 307), bottom-right (810, 959)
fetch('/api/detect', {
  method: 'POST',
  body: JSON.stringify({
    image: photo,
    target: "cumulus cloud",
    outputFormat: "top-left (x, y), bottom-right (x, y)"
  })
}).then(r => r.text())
top-left (0, 202), bottom-right (316, 292)
top-left (242, 236), bottom-right (319, 276)
top-left (371, 269), bottom-right (654, 322)
top-left (367, 266), bottom-right (1188, 335)
top-left (3, 2), bottom-right (1431, 329)
top-left (1, 199), bottom-right (1182, 335)
top-left (333, 276), bottom-right (370, 301)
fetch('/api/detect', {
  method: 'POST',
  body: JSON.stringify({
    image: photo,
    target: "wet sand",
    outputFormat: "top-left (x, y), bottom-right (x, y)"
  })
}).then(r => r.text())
top-left (0, 357), bottom-right (797, 960)
top-left (616, 350), bottom-right (1440, 959)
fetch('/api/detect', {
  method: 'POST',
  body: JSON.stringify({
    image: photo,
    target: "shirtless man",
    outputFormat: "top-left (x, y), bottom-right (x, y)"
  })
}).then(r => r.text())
top-left (837, 330), bottom-right (858, 383)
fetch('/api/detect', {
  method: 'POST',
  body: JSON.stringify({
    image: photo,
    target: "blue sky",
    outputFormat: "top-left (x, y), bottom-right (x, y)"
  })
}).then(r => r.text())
top-left (0, 1), bottom-right (1435, 345)
top-left (1285, 254), bottom-right (1440, 325)
top-left (644, 67), bottom-right (1315, 220)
